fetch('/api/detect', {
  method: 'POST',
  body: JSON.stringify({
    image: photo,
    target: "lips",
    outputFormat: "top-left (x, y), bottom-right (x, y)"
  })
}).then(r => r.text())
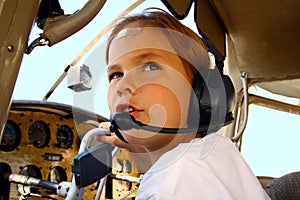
top-left (116, 103), bottom-right (141, 117)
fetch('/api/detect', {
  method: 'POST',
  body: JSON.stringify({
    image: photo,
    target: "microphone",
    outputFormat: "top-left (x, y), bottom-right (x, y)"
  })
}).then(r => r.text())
top-left (109, 112), bottom-right (220, 137)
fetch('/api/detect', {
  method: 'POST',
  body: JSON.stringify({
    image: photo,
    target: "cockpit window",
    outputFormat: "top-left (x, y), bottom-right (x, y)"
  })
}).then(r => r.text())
top-left (241, 87), bottom-right (300, 177)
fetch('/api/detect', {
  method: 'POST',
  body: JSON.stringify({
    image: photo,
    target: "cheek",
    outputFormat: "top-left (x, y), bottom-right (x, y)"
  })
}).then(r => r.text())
top-left (107, 85), bottom-right (115, 113)
top-left (141, 85), bottom-right (190, 127)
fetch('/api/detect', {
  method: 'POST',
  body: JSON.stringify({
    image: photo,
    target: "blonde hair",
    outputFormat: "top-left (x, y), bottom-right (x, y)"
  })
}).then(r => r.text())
top-left (106, 8), bottom-right (210, 78)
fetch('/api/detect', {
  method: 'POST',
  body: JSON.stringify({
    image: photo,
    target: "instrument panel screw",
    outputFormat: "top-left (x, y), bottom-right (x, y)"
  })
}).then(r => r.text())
top-left (242, 71), bottom-right (249, 78)
top-left (7, 45), bottom-right (14, 52)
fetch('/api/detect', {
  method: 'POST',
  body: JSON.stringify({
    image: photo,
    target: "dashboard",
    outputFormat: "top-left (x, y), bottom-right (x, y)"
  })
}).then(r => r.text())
top-left (0, 100), bottom-right (140, 200)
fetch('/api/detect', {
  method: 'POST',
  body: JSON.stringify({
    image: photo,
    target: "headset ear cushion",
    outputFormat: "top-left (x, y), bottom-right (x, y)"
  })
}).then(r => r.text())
top-left (221, 75), bottom-right (235, 124)
top-left (187, 71), bottom-right (203, 127)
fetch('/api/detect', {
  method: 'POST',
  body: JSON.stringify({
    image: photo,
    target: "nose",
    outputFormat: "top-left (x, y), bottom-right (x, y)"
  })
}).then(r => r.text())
top-left (116, 72), bottom-right (135, 97)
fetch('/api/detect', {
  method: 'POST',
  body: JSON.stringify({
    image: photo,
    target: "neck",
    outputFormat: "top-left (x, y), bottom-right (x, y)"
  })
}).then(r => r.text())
top-left (131, 133), bottom-right (203, 172)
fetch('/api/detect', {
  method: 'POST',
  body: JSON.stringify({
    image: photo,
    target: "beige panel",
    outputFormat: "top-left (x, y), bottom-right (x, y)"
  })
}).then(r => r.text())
top-left (211, 0), bottom-right (300, 83)
top-left (0, 0), bottom-right (41, 140)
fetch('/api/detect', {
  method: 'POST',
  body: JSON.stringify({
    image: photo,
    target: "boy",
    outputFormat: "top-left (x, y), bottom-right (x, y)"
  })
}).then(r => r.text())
top-left (95, 8), bottom-right (270, 199)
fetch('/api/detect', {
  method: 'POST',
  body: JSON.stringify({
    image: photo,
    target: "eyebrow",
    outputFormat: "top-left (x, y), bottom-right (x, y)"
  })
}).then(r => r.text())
top-left (134, 51), bottom-right (166, 62)
top-left (107, 51), bottom-right (166, 72)
top-left (107, 64), bottom-right (120, 75)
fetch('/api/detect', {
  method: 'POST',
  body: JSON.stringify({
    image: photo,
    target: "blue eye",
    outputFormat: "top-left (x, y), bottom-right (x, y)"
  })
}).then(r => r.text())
top-left (108, 72), bottom-right (123, 82)
top-left (143, 63), bottom-right (161, 71)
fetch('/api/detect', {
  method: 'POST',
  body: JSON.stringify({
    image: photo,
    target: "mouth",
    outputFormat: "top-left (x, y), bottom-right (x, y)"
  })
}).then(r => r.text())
top-left (122, 107), bottom-right (134, 112)
top-left (116, 104), bottom-right (140, 116)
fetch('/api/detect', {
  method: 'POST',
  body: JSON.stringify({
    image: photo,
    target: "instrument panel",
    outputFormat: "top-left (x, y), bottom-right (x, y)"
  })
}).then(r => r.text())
top-left (0, 100), bottom-right (141, 200)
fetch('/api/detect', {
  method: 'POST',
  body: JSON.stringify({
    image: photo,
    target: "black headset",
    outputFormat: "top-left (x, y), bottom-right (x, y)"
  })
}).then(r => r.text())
top-left (110, 38), bottom-right (235, 142)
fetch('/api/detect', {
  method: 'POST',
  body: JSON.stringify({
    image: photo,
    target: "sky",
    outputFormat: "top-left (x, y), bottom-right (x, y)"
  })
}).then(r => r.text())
top-left (14, 0), bottom-right (192, 117)
top-left (13, 0), bottom-right (300, 178)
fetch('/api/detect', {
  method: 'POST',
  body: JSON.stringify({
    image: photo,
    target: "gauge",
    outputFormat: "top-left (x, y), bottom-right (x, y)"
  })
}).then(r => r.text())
top-left (115, 159), bottom-right (123, 172)
top-left (19, 165), bottom-right (42, 178)
top-left (28, 120), bottom-right (50, 148)
top-left (124, 160), bottom-right (132, 173)
top-left (56, 124), bottom-right (74, 149)
top-left (47, 166), bottom-right (67, 183)
top-left (0, 120), bottom-right (21, 152)
top-left (19, 165), bottom-right (42, 194)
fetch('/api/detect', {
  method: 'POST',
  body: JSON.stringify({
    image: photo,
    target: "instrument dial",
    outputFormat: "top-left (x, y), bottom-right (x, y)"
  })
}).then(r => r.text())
top-left (28, 120), bottom-right (50, 148)
top-left (56, 124), bottom-right (74, 149)
top-left (19, 165), bottom-right (42, 194)
top-left (19, 165), bottom-right (42, 178)
top-left (0, 120), bottom-right (21, 152)
top-left (47, 166), bottom-right (67, 183)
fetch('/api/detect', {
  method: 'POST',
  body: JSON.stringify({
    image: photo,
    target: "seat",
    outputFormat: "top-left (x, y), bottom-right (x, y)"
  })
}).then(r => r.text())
top-left (264, 171), bottom-right (300, 200)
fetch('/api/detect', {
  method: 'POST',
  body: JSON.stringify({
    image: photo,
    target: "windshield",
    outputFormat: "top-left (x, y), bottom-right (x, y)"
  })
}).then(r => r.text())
top-left (13, 0), bottom-right (196, 119)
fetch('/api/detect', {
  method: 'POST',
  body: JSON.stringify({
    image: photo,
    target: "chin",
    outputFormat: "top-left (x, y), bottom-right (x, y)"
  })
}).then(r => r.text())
top-left (123, 130), bottom-right (177, 151)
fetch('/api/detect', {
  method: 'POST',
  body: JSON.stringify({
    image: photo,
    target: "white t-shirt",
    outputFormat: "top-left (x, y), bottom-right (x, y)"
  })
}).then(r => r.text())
top-left (136, 133), bottom-right (270, 200)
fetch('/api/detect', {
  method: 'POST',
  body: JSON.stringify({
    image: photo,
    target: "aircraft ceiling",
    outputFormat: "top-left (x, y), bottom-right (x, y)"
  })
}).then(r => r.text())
top-left (162, 0), bottom-right (300, 98)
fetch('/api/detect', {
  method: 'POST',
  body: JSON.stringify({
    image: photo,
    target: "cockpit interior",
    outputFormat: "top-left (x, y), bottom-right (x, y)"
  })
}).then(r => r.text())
top-left (1, 0), bottom-right (300, 199)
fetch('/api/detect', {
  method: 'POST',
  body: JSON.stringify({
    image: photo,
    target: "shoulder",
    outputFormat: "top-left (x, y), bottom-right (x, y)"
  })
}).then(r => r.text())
top-left (136, 134), bottom-right (270, 200)
top-left (147, 133), bottom-right (238, 173)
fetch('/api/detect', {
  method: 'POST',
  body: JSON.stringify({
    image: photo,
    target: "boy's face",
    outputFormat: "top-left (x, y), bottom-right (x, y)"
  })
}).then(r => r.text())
top-left (107, 27), bottom-right (195, 150)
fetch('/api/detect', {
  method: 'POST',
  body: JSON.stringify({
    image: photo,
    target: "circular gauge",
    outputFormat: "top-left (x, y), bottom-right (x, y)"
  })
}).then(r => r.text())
top-left (115, 159), bottom-right (123, 172)
top-left (124, 160), bottom-right (132, 173)
top-left (56, 124), bottom-right (74, 149)
top-left (28, 120), bottom-right (50, 148)
top-left (47, 166), bottom-right (67, 183)
top-left (19, 165), bottom-right (42, 194)
top-left (19, 165), bottom-right (42, 178)
top-left (0, 120), bottom-right (21, 152)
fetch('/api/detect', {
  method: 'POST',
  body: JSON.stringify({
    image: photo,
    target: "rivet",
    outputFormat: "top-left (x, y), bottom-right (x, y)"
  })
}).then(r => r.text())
top-left (7, 45), bottom-right (14, 52)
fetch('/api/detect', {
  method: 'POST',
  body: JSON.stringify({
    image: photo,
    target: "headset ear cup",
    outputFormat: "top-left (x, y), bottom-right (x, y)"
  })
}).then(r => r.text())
top-left (188, 68), bottom-right (235, 134)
